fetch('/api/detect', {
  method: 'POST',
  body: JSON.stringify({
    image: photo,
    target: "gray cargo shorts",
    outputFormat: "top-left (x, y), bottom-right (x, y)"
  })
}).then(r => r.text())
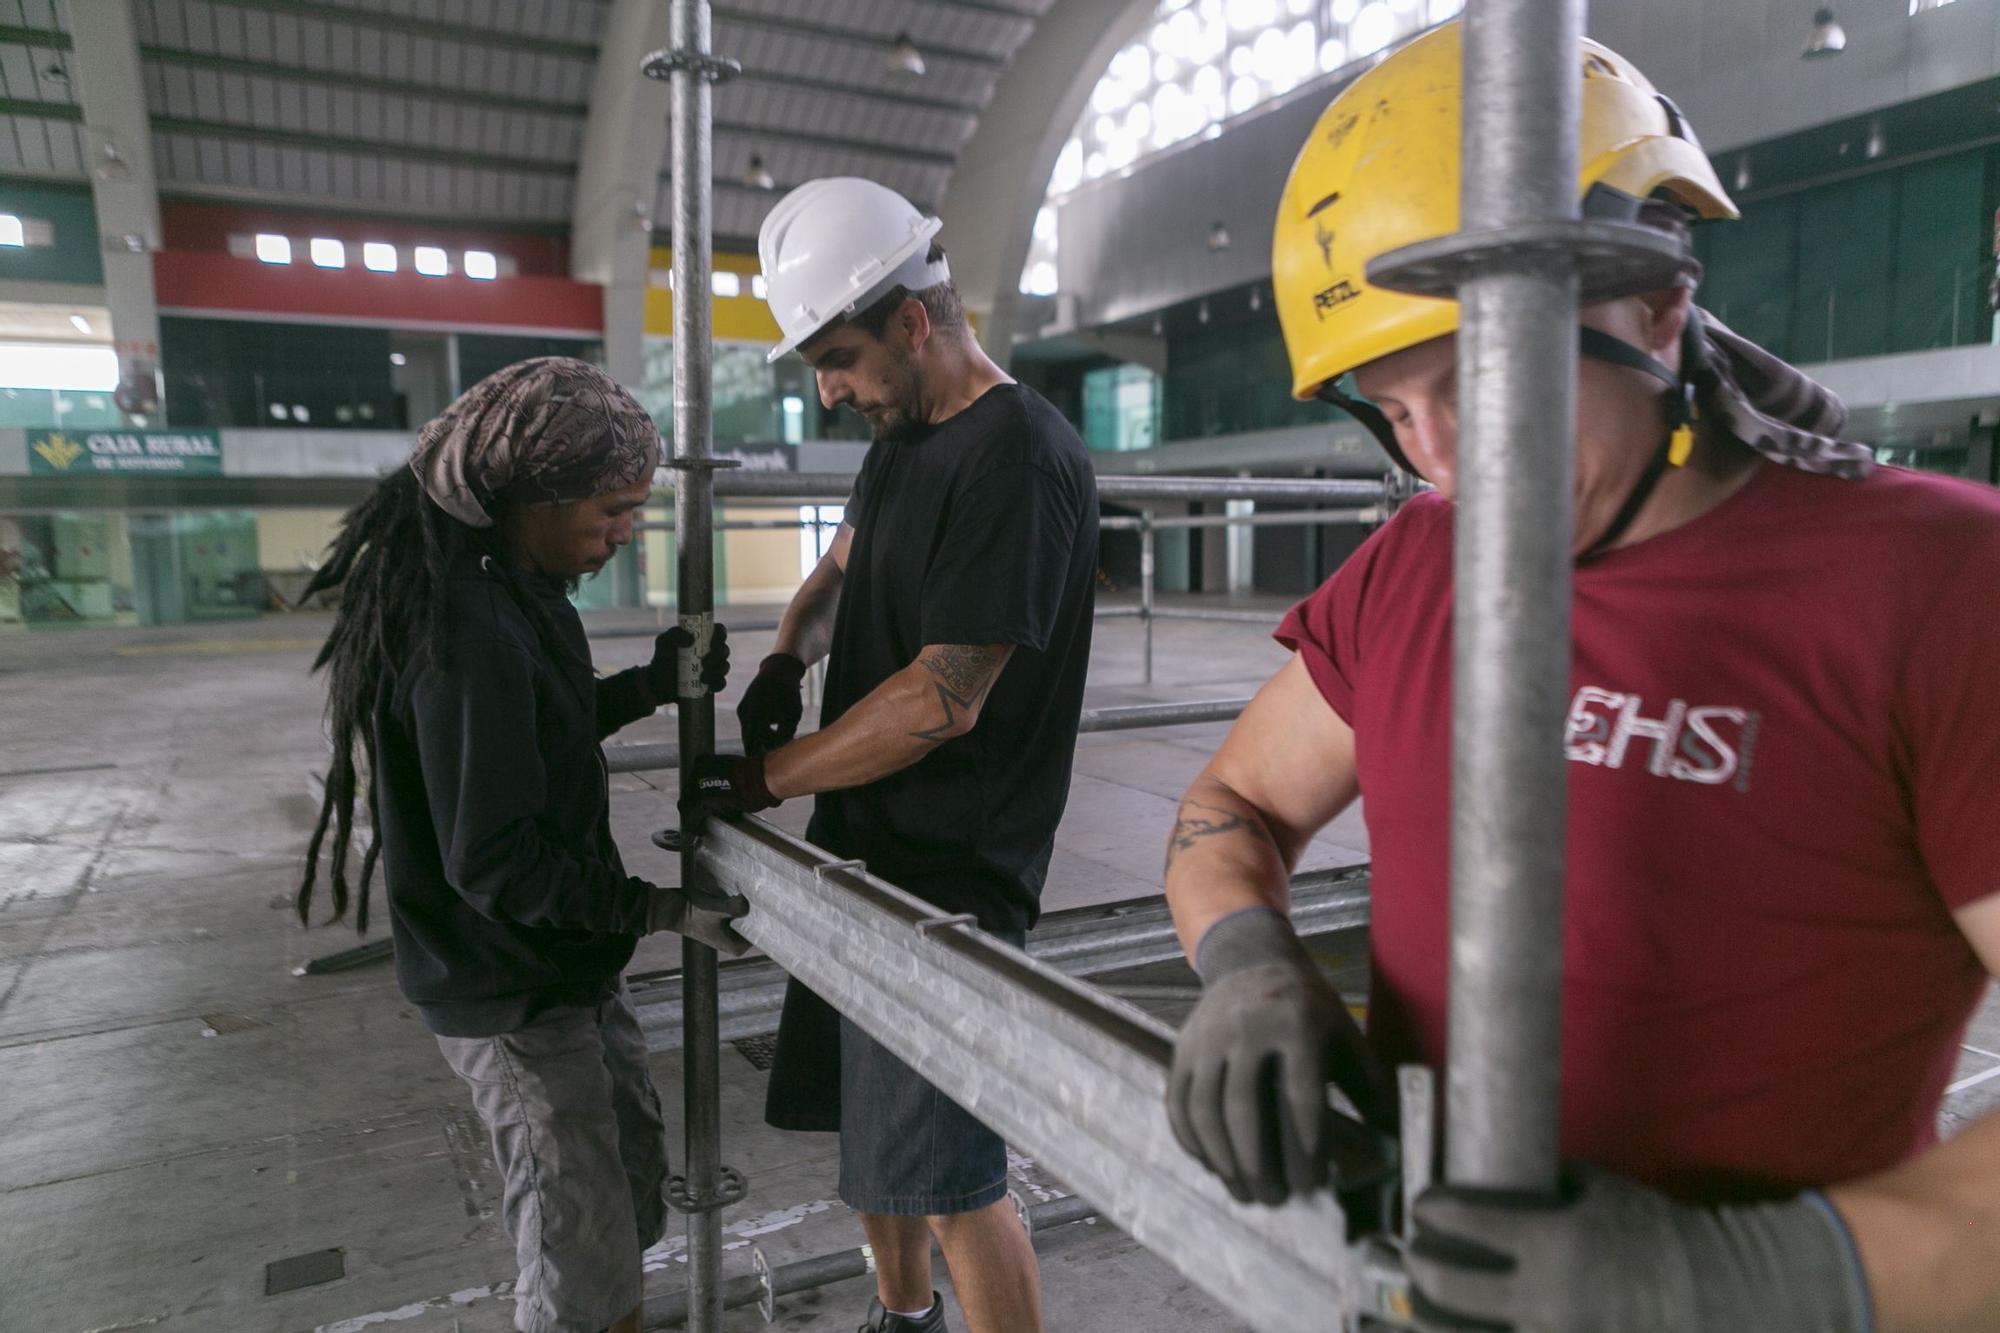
top-left (436, 981), bottom-right (669, 1333)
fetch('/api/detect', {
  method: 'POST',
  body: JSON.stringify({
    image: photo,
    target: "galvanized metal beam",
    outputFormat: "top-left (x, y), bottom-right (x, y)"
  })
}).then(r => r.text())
top-left (631, 865), bottom-right (1372, 1053)
top-left (697, 816), bottom-right (1353, 1332)
top-left (602, 696), bottom-right (1257, 775)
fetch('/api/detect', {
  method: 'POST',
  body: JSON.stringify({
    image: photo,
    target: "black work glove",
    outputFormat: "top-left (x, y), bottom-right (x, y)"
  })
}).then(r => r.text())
top-left (1407, 1166), bottom-right (1872, 1332)
top-left (1166, 907), bottom-right (1395, 1205)
top-left (642, 879), bottom-right (751, 958)
top-left (736, 652), bottom-right (805, 755)
top-left (678, 752), bottom-right (780, 825)
top-left (643, 623), bottom-right (730, 706)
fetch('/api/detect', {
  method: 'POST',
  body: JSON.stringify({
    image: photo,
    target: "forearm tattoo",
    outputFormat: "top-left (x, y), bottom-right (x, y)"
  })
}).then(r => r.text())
top-left (910, 644), bottom-right (1005, 743)
top-left (1165, 796), bottom-right (1279, 874)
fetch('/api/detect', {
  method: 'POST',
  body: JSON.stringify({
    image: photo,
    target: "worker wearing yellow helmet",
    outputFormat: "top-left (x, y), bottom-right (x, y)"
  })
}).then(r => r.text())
top-left (1162, 20), bottom-right (2000, 1332)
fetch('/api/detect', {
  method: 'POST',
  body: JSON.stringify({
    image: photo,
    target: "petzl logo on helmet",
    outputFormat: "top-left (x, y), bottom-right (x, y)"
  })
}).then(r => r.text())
top-left (1312, 280), bottom-right (1360, 319)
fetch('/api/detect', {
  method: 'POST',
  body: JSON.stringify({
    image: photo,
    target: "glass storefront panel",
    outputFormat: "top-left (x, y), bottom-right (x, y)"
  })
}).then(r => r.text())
top-left (1082, 363), bottom-right (1161, 452)
top-left (641, 339), bottom-right (846, 443)
top-left (1, 511), bottom-right (135, 628)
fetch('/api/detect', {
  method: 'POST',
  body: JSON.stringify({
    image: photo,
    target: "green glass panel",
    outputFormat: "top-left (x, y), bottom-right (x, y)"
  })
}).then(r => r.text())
top-left (1790, 174), bottom-right (1895, 362)
top-left (1890, 151), bottom-right (1988, 351)
top-left (1699, 203), bottom-right (1796, 357)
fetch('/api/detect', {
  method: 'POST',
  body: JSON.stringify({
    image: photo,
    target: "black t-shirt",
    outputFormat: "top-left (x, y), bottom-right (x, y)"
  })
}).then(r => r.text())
top-left (805, 382), bottom-right (1098, 933)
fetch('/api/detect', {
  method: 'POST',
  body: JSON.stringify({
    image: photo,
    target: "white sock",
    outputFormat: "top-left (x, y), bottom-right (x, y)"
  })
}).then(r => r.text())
top-left (889, 1298), bottom-right (935, 1319)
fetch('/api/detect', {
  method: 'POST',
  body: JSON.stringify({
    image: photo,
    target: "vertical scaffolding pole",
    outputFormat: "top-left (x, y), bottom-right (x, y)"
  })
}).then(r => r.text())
top-left (648, 3), bottom-right (740, 1327)
top-left (1139, 513), bottom-right (1155, 686)
top-left (1372, 0), bottom-right (1685, 1195)
top-left (1442, 0), bottom-right (1582, 1191)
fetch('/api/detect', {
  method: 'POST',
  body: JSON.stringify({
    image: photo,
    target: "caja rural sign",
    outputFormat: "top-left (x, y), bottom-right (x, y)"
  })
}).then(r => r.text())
top-left (28, 429), bottom-right (223, 476)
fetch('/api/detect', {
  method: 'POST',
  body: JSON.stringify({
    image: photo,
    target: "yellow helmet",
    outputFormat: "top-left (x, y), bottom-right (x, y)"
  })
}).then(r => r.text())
top-left (1273, 21), bottom-right (1738, 400)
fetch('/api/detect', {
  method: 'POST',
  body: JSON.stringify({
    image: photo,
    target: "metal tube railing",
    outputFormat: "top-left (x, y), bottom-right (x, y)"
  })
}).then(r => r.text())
top-left (1100, 507), bottom-right (1378, 530)
top-left (698, 817), bottom-right (1363, 1332)
top-left (602, 696), bottom-right (1254, 775)
top-left (665, 470), bottom-right (1389, 504)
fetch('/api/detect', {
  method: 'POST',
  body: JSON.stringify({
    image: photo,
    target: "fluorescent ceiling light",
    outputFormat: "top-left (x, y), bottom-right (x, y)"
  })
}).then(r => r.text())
top-left (0, 342), bottom-right (118, 390)
top-left (463, 250), bottom-right (498, 280)
top-left (0, 214), bottom-right (23, 247)
top-left (255, 233), bottom-right (292, 264)
top-left (712, 271), bottom-right (741, 298)
top-left (414, 246), bottom-right (449, 276)
top-left (363, 242), bottom-right (397, 272)
top-left (310, 237), bottom-right (345, 268)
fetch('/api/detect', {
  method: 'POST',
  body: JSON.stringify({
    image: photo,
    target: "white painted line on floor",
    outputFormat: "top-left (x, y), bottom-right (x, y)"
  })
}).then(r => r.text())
top-left (315, 1284), bottom-right (509, 1333)
top-left (641, 1196), bottom-right (841, 1272)
top-left (1947, 1063), bottom-right (2000, 1096)
top-left (1962, 1043), bottom-right (2000, 1062)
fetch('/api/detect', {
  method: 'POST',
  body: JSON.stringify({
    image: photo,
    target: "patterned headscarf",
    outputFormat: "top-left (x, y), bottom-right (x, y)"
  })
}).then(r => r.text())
top-left (1691, 309), bottom-right (1875, 479)
top-left (409, 357), bottom-right (662, 528)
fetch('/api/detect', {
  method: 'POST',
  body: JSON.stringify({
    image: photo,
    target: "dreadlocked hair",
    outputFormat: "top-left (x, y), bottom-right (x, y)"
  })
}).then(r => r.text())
top-left (297, 467), bottom-right (568, 933)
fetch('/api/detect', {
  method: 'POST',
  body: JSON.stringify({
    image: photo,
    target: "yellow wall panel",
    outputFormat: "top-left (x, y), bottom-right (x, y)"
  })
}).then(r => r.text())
top-left (644, 247), bottom-right (782, 344)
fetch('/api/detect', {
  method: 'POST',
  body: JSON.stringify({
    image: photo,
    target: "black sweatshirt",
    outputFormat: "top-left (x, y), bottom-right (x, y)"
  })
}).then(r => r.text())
top-left (371, 553), bottom-right (660, 1037)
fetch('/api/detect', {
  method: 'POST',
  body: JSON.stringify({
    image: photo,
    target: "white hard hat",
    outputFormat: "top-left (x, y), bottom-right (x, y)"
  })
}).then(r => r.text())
top-left (758, 177), bottom-right (950, 363)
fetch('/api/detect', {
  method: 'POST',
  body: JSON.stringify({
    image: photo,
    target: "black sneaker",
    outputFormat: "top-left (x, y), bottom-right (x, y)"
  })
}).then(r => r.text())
top-left (859, 1293), bottom-right (948, 1332)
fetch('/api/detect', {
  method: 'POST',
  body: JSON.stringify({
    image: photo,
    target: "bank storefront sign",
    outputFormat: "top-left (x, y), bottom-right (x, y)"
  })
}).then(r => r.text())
top-left (29, 429), bottom-right (223, 476)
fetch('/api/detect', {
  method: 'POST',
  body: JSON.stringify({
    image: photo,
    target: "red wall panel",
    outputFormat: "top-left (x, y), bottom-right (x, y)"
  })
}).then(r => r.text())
top-left (153, 251), bottom-right (602, 333)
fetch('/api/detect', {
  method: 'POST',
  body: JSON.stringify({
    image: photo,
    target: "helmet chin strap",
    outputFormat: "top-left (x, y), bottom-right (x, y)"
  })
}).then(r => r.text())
top-left (1320, 318), bottom-right (1700, 561)
top-left (1574, 321), bottom-right (1700, 561)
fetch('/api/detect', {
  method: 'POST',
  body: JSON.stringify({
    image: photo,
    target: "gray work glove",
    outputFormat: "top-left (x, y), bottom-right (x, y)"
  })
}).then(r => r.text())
top-left (643, 880), bottom-right (751, 957)
top-left (1166, 906), bottom-right (1395, 1205)
top-left (1407, 1166), bottom-right (1873, 1332)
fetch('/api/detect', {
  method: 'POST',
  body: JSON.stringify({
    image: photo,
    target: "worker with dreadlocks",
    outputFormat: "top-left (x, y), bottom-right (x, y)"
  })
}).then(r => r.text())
top-left (299, 356), bottom-right (746, 1333)
top-left (1163, 23), bottom-right (2000, 1332)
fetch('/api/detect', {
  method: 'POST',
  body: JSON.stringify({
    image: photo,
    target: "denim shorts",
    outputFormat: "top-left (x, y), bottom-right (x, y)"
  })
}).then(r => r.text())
top-left (435, 980), bottom-right (669, 1333)
top-left (834, 1007), bottom-right (1013, 1217)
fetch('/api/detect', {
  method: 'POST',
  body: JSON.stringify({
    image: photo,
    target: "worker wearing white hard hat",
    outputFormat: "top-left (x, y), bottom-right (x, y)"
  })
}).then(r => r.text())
top-left (680, 177), bottom-right (1102, 1333)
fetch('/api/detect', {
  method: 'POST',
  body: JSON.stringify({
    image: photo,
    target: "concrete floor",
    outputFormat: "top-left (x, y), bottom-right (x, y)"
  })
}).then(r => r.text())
top-left (1, 601), bottom-right (1995, 1333)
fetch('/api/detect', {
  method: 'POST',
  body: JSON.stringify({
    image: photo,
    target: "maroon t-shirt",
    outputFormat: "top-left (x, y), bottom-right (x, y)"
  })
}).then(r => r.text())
top-left (1276, 462), bottom-right (2000, 1203)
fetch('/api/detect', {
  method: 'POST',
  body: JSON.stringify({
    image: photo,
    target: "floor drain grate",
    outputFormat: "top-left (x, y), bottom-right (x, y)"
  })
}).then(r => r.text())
top-left (265, 1247), bottom-right (345, 1295)
top-left (732, 1034), bottom-right (778, 1071)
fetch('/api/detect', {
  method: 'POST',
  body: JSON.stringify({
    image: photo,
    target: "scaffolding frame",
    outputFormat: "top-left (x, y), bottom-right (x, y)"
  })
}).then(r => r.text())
top-left (641, 0), bottom-right (1653, 1319)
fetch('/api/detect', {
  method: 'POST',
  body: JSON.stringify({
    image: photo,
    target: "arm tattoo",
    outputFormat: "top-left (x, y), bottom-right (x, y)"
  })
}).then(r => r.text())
top-left (909, 645), bottom-right (1005, 743)
top-left (1165, 797), bottom-right (1279, 874)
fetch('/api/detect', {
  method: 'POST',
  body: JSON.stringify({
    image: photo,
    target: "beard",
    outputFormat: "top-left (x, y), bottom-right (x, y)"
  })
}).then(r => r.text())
top-left (861, 354), bottom-right (926, 444)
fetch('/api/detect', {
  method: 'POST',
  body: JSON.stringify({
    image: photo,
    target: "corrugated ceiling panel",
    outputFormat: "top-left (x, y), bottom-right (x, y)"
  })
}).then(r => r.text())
top-left (715, 79), bottom-right (972, 159)
top-left (0, 114), bottom-right (76, 176)
top-left (3, 0), bottom-right (67, 32)
top-left (300, 81), bottom-right (331, 135)
top-left (270, 7), bottom-right (302, 63)
top-left (149, 128), bottom-right (574, 222)
top-left (178, 0), bottom-right (218, 54)
top-left (239, 5), bottom-right (273, 60)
